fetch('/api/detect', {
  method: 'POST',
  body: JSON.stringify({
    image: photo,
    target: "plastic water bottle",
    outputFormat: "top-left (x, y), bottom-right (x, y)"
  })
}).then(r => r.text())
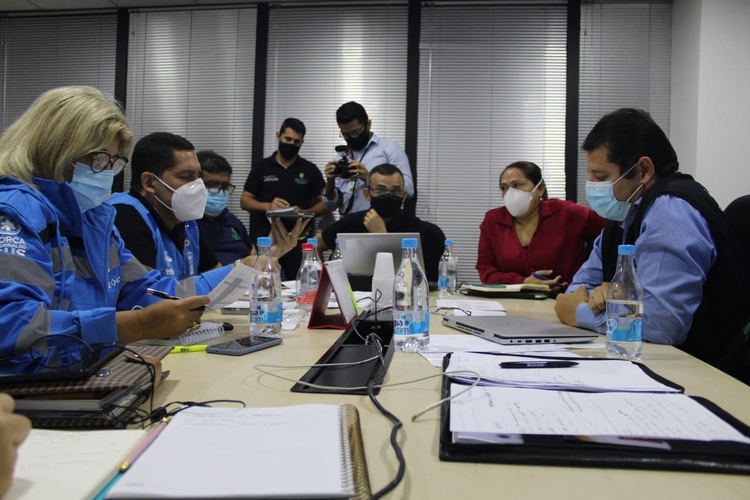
top-left (438, 239), bottom-right (458, 297)
top-left (393, 238), bottom-right (430, 352)
top-left (306, 238), bottom-right (323, 271)
top-left (606, 244), bottom-right (644, 360)
top-left (329, 238), bottom-right (342, 261)
top-left (249, 236), bottom-right (282, 337)
top-left (296, 243), bottom-right (321, 312)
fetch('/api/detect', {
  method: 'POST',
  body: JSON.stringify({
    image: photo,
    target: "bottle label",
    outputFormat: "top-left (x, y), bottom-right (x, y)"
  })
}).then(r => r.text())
top-left (296, 290), bottom-right (316, 306)
top-left (394, 309), bottom-right (430, 335)
top-left (438, 276), bottom-right (448, 288)
top-left (250, 302), bottom-right (283, 324)
top-left (606, 317), bottom-right (643, 342)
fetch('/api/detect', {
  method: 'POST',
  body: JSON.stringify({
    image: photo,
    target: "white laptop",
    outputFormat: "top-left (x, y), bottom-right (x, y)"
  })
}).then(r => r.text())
top-left (442, 315), bottom-right (598, 345)
top-left (337, 232), bottom-right (425, 276)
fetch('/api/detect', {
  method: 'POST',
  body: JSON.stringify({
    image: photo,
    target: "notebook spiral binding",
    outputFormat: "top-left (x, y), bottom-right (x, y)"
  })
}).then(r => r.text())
top-left (340, 404), bottom-right (371, 500)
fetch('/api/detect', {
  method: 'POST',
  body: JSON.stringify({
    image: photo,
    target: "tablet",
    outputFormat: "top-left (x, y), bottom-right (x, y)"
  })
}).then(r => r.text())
top-left (266, 209), bottom-right (316, 219)
top-left (0, 342), bottom-right (122, 383)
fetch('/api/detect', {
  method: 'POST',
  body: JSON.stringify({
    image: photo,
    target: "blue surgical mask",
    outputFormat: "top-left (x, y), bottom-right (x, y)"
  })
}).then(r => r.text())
top-left (204, 192), bottom-right (228, 217)
top-left (70, 162), bottom-right (115, 212)
top-left (585, 163), bottom-right (643, 221)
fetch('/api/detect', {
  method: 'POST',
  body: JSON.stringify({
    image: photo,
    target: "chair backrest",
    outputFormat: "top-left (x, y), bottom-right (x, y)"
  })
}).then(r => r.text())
top-left (725, 194), bottom-right (750, 253)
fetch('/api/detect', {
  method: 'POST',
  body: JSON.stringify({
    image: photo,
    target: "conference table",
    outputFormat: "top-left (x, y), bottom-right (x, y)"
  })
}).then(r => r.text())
top-left (152, 296), bottom-right (750, 499)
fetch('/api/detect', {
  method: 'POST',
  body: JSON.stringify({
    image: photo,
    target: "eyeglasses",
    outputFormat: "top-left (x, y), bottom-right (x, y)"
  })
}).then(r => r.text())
top-left (85, 151), bottom-right (128, 175)
top-left (205, 182), bottom-right (236, 195)
top-left (368, 187), bottom-right (403, 200)
top-left (339, 127), bottom-right (366, 141)
top-left (430, 306), bottom-right (472, 317)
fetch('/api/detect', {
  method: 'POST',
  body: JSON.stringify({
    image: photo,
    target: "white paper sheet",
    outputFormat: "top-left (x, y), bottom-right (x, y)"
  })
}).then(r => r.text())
top-left (447, 351), bottom-right (681, 392)
top-left (450, 385), bottom-right (750, 444)
top-left (206, 263), bottom-right (258, 310)
top-left (436, 299), bottom-right (506, 316)
top-left (108, 405), bottom-right (352, 499)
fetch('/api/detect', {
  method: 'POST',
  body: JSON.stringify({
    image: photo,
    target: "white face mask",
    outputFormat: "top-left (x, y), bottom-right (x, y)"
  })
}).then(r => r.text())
top-left (503, 178), bottom-right (543, 217)
top-left (152, 176), bottom-right (208, 221)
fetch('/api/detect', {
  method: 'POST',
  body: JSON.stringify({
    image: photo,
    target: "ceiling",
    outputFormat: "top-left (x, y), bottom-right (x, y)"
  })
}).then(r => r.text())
top-left (0, 0), bottom-right (350, 13)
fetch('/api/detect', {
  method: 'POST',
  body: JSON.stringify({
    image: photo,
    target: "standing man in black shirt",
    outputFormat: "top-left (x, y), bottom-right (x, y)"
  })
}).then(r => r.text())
top-left (315, 163), bottom-right (446, 283)
top-left (240, 118), bottom-right (327, 279)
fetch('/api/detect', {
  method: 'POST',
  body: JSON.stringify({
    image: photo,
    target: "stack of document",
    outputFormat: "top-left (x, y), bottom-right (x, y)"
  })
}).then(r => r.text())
top-left (435, 299), bottom-right (505, 316)
top-left (447, 352), bottom-right (681, 393)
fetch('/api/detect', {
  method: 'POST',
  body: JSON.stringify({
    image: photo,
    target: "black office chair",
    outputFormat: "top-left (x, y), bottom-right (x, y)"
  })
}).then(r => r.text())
top-left (725, 194), bottom-right (750, 254)
top-left (719, 195), bottom-right (750, 384)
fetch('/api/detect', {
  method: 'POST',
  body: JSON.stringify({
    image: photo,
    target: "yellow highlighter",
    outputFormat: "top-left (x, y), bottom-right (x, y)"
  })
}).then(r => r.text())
top-left (169, 345), bottom-right (208, 354)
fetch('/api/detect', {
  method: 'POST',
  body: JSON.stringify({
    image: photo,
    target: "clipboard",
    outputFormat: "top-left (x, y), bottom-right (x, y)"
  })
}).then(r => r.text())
top-left (438, 354), bottom-right (750, 474)
top-left (308, 260), bottom-right (359, 329)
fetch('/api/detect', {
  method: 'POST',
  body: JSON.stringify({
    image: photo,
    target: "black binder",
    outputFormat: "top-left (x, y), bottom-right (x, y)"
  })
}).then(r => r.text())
top-left (439, 354), bottom-right (750, 474)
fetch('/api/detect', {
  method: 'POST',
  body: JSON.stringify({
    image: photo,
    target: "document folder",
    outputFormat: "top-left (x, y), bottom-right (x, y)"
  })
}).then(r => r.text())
top-left (439, 355), bottom-right (750, 475)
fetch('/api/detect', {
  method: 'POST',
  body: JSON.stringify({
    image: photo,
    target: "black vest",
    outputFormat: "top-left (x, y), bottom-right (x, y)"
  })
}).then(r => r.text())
top-left (600, 173), bottom-right (750, 372)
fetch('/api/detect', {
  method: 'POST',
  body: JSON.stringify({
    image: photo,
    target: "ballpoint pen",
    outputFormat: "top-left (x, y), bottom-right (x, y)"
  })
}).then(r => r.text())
top-left (146, 288), bottom-right (206, 311)
top-left (531, 272), bottom-right (551, 281)
top-left (499, 360), bottom-right (578, 369)
top-left (169, 345), bottom-right (209, 354)
top-left (120, 418), bottom-right (170, 472)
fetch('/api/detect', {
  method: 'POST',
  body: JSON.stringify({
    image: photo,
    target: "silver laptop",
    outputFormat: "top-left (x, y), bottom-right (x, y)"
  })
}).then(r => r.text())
top-left (442, 315), bottom-right (598, 345)
top-left (338, 232), bottom-right (425, 276)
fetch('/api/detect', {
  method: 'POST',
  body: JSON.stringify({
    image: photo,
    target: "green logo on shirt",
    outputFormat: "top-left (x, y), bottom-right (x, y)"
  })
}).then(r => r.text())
top-left (295, 172), bottom-right (309, 185)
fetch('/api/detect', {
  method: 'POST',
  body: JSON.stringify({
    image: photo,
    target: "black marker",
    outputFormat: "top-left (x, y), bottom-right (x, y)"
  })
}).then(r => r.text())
top-left (499, 360), bottom-right (578, 369)
top-left (146, 288), bottom-right (206, 311)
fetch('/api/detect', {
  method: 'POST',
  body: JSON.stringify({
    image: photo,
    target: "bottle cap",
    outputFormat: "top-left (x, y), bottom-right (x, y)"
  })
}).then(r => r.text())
top-left (257, 236), bottom-right (272, 246)
top-left (618, 244), bottom-right (635, 255)
top-left (307, 237), bottom-right (318, 246)
top-left (401, 238), bottom-right (418, 249)
top-left (445, 239), bottom-right (453, 246)
top-left (301, 243), bottom-right (313, 251)
top-left (335, 238), bottom-right (339, 244)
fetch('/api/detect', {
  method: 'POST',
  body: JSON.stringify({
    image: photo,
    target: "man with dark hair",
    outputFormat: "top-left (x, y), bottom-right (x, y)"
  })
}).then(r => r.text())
top-left (323, 101), bottom-right (414, 216)
top-left (111, 132), bottom-right (303, 294)
top-left (315, 163), bottom-right (444, 282)
top-left (241, 118), bottom-right (326, 279)
top-left (555, 108), bottom-right (749, 375)
top-left (196, 150), bottom-right (253, 266)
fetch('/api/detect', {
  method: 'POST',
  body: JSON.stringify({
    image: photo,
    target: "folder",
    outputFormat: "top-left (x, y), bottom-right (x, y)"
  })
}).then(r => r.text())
top-left (438, 355), bottom-right (750, 474)
top-left (308, 260), bottom-right (359, 330)
top-left (0, 345), bottom-right (172, 429)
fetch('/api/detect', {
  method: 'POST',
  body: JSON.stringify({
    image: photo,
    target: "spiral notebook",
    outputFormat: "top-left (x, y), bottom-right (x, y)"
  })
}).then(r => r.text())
top-left (107, 404), bottom-right (370, 499)
top-left (134, 321), bottom-right (225, 346)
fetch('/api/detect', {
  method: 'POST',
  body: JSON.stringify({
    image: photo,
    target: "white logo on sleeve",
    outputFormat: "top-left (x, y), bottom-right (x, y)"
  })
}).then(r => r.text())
top-left (0, 216), bottom-right (27, 256)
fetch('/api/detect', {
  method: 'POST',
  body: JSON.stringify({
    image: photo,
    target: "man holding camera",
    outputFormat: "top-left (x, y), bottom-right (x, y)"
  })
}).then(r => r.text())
top-left (316, 163), bottom-right (444, 282)
top-left (323, 101), bottom-right (414, 216)
top-left (241, 118), bottom-right (326, 279)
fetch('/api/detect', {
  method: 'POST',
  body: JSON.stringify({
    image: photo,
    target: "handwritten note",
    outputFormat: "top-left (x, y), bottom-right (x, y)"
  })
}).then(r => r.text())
top-left (6, 429), bottom-right (145, 500)
top-left (450, 385), bottom-right (750, 443)
top-left (108, 405), bottom-right (353, 499)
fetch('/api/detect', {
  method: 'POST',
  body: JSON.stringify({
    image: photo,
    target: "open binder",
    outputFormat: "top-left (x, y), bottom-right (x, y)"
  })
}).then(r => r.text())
top-left (439, 355), bottom-right (750, 474)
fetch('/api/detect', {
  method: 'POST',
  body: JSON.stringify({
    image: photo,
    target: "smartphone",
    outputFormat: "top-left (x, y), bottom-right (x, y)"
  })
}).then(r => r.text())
top-left (206, 336), bottom-right (282, 356)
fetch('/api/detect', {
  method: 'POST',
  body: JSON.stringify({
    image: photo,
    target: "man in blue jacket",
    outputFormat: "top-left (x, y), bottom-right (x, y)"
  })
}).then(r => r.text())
top-left (111, 132), bottom-right (305, 296)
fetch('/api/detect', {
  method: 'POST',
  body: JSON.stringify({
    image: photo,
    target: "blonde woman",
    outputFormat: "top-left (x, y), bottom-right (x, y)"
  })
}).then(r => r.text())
top-left (0, 86), bottom-right (209, 373)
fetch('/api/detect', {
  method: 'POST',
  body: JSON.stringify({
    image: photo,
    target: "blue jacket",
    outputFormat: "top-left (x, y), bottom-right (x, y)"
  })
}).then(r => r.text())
top-left (0, 177), bottom-right (181, 372)
top-left (109, 192), bottom-right (231, 296)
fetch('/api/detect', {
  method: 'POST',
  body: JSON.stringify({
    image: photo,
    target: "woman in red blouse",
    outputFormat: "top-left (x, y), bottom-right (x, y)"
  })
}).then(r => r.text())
top-left (476, 161), bottom-right (606, 290)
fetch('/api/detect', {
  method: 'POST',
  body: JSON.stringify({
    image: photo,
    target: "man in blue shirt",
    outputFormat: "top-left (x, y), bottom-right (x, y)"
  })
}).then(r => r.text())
top-left (323, 102), bottom-right (414, 216)
top-left (555, 108), bottom-right (748, 372)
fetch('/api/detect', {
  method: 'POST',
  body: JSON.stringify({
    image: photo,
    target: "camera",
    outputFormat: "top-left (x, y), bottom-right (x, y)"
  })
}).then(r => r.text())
top-left (333, 145), bottom-right (352, 178)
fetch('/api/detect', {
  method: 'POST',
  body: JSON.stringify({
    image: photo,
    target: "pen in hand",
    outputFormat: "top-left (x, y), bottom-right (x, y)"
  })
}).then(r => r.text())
top-left (146, 288), bottom-right (206, 311)
top-left (531, 272), bottom-right (551, 281)
top-left (499, 361), bottom-right (578, 369)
